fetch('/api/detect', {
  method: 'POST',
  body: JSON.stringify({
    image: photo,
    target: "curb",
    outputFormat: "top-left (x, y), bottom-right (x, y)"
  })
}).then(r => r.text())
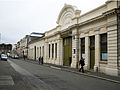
top-left (61, 68), bottom-right (120, 84)
top-left (49, 65), bottom-right (120, 84)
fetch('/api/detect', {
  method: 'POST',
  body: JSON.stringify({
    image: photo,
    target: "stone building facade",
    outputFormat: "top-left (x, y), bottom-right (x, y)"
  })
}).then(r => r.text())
top-left (16, 35), bottom-right (29, 58)
top-left (27, 0), bottom-right (120, 76)
top-left (16, 34), bottom-right (43, 58)
top-left (0, 44), bottom-right (12, 54)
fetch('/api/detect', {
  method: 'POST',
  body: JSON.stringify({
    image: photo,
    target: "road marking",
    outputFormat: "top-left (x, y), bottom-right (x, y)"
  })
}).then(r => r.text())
top-left (0, 75), bottom-right (14, 85)
top-left (8, 59), bottom-right (53, 90)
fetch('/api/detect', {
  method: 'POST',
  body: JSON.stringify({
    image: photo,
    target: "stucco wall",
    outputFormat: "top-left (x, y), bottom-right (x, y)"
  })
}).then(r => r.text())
top-left (28, 39), bottom-right (45, 60)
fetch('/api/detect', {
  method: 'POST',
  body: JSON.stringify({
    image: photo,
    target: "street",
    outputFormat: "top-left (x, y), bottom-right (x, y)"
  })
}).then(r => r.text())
top-left (4, 58), bottom-right (120, 90)
top-left (0, 1), bottom-right (120, 90)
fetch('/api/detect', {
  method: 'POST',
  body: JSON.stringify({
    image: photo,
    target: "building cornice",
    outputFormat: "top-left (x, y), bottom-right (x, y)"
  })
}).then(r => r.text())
top-left (103, 8), bottom-right (117, 17)
top-left (79, 4), bottom-right (106, 18)
top-left (44, 31), bottom-right (61, 39)
top-left (78, 8), bottom-right (117, 27)
top-left (28, 37), bottom-right (45, 45)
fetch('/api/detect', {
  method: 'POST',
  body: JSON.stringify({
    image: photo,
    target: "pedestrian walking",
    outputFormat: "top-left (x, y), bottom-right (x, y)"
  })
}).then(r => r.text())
top-left (25, 55), bottom-right (28, 60)
top-left (26, 55), bottom-right (28, 60)
top-left (23, 55), bottom-right (25, 60)
top-left (79, 57), bottom-right (85, 73)
top-left (38, 56), bottom-right (41, 64)
top-left (41, 57), bottom-right (43, 64)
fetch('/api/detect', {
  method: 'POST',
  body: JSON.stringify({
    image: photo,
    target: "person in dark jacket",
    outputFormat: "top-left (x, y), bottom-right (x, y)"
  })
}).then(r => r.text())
top-left (38, 56), bottom-right (41, 64)
top-left (41, 57), bottom-right (43, 64)
top-left (79, 57), bottom-right (85, 73)
top-left (23, 55), bottom-right (25, 60)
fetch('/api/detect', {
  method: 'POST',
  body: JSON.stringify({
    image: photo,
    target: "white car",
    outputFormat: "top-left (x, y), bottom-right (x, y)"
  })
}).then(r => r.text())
top-left (1, 54), bottom-right (8, 61)
top-left (11, 54), bottom-right (19, 59)
top-left (14, 54), bottom-right (19, 59)
top-left (7, 53), bottom-right (11, 57)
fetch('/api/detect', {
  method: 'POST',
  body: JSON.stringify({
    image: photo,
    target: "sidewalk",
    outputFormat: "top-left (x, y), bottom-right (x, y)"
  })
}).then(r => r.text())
top-left (0, 60), bottom-right (30, 90)
top-left (20, 58), bottom-right (120, 84)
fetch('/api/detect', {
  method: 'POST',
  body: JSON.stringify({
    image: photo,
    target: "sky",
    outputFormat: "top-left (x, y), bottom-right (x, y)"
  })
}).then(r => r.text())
top-left (0, 0), bottom-right (107, 44)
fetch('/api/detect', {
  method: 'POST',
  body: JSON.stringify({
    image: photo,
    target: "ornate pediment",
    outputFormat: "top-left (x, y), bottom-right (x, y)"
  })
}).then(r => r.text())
top-left (57, 4), bottom-right (81, 27)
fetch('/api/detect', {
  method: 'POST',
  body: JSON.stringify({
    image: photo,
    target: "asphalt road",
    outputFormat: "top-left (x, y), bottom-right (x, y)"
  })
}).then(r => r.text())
top-left (9, 59), bottom-right (120, 90)
top-left (0, 60), bottom-right (30, 90)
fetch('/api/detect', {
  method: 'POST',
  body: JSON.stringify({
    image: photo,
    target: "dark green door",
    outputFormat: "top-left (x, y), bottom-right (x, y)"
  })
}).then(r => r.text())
top-left (90, 36), bottom-right (95, 69)
top-left (63, 37), bottom-right (72, 66)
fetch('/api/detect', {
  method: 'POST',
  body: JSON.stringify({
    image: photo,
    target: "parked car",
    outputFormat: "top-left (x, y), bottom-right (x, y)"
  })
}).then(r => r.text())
top-left (7, 53), bottom-right (10, 56)
top-left (1, 54), bottom-right (8, 61)
top-left (11, 54), bottom-right (19, 59)
top-left (14, 54), bottom-right (19, 59)
top-left (11, 54), bottom-right (14, 58)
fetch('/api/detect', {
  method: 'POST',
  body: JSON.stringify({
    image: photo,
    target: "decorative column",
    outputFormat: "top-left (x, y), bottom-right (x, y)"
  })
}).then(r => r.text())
top-left (54, 43), bottom-right (56, 64)
top-left (107, 24), bottom-right (118, 76)
top-left (44, 40), bottom-right (48, 63)
top-left (85, 32), bottom-right (90, 70)
top-left (94, 30), bottom-right (100, 72)
top-left (79, 37), bottom-right (81, 68)
top-left (104, 0), bottom-right (118, 76)
top-left (58, 38), bottom-right (63, 65)
top-left (71, 29), bottom-right (79, 68)
top-left (50, 43), bottom-right (52, 63)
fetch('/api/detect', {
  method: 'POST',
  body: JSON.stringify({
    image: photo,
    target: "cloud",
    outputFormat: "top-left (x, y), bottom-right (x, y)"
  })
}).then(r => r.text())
top-left (0, 0), bottom-right (107, 44)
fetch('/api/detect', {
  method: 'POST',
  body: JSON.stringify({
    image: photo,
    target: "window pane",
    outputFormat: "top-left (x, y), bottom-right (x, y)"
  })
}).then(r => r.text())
top-left (101, 45), bottom-right (107, 52)
top-left (55, 43), bottom-right (57, 58)
top-left (49, 44), bottom-right (50, 58)
top-left (102, 53), bottom-right (107, 60)
top-left (52, 44), bottom-right (54, 58)
top-left (100, 33), bottom-right (107, 61)
top-left (82, 53), bottom-right (85, 59)
top-left (81, 38), bottom-right (85, 57)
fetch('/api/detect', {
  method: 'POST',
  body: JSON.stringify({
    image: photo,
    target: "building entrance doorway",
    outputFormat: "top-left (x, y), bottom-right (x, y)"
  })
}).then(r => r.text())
top-left (34, 46), bottom-right (36, 60)
top-left (90, 36), bottom-right (95, 69)
top-left (63, 36), bottom-right (72, 66)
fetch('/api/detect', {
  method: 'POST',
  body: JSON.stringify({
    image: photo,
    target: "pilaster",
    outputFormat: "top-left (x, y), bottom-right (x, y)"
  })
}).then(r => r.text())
top-left (79, 37), bottom-right (81, 68)
top-left (85, 32), bottom-right (90, 70)
top-left (106, 24), bottom-right (118, 76)
top-left (94, 30), bottom-right (100, 72)
top-left (71, 29), bottom-right (79, 68)
top-left (58, 38), bottom-right (63, 65)
top-left (44, 41), bottom-right (48, 63)
top-left (50, 43), bottom-right (52, 63)
top-left (54, 43), bottom-right (56, 64)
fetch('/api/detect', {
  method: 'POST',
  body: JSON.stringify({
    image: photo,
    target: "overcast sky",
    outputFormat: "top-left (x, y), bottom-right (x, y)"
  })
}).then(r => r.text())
top-left (0, 0), bottom-right (107, 44)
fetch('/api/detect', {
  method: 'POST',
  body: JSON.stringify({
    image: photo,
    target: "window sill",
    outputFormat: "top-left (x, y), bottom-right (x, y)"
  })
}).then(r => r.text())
top-left (99, 61), bottom-right (107, 64)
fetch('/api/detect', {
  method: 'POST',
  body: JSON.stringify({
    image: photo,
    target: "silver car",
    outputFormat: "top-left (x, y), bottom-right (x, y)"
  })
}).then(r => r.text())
top-left (1, 54), bottom-right (8, 61)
